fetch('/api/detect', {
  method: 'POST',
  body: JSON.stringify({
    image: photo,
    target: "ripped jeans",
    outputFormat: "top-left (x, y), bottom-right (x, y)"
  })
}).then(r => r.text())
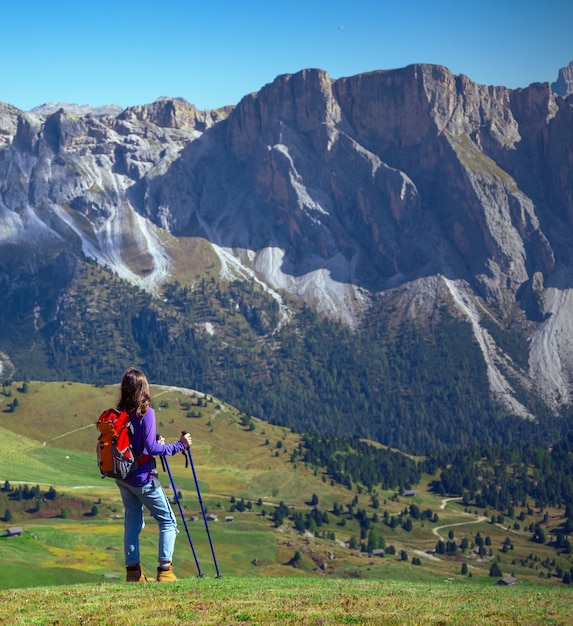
top-left (116, 476), bottom-right (178, 567)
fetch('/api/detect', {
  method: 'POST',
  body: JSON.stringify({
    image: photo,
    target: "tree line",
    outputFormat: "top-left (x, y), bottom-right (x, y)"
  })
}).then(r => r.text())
top-left (434, 431), bottom-right (573, 518)
top-left (294, 433), bottom-right (421, 491)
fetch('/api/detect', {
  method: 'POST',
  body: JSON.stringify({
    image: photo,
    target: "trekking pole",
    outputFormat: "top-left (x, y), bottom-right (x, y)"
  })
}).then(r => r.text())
top-left (182, 430), bottom-right (221, 578)
top-left (157, 436), bottom-right (204, 577)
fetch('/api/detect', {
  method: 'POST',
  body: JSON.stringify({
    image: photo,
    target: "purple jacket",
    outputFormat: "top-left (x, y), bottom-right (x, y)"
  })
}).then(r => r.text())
top-left (121, 407), bottom-right (186, 487)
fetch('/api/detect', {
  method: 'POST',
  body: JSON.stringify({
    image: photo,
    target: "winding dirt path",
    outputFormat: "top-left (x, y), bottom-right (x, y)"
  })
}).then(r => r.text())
top-left (43, 422), bottom-right (94, 445)
top-left (433, 497), bottom-right (487, 539)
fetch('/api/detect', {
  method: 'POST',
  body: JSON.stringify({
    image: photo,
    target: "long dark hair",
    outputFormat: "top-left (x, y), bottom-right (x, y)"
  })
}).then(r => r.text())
top-left (117, 367), bottom-right (151, 418)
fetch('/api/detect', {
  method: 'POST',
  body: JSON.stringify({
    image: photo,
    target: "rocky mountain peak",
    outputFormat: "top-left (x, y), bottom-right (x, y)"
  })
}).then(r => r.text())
top-left (29, 102), bottom-right (124, 116)
top-left (552, 61), bottom-right (573, 96)
top-left (119, 97), bottom-right (232, 131)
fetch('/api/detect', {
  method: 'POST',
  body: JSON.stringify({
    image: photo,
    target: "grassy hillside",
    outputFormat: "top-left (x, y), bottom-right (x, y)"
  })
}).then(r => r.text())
top-left (0, 381), bottom-right (572, 592)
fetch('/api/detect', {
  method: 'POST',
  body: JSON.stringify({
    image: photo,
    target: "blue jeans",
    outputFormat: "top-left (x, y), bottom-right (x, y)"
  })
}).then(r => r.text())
top-left (116, 476), bottom-right (178, 567)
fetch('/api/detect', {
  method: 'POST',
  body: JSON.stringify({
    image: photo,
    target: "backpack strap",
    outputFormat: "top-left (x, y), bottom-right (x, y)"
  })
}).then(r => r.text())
top-left (136, 452), bottom-right (153, 465)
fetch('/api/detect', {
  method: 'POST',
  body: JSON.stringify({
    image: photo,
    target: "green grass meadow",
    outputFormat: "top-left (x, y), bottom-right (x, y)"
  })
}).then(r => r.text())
top-left (0, 576), bottom-right (572, 625)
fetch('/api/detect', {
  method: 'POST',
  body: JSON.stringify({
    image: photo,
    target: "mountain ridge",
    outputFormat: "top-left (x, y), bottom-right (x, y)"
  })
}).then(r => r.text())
top-left (1, 61), bottom-right (573, 451)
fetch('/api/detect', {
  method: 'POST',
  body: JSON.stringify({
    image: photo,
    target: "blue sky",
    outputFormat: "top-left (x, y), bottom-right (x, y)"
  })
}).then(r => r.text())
top-left (2, 0), bottom-right (572, 111)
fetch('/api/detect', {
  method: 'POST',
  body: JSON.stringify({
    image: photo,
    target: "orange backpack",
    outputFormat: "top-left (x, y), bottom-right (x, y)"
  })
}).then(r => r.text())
top-left (96, 409), bottom-right (151, 479)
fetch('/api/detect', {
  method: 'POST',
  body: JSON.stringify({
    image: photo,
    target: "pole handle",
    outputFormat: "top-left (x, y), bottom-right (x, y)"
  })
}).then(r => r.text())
top-left (156, 434), bottom-right (166, 472)
top-left (181, 431), bottom-right (190, 466)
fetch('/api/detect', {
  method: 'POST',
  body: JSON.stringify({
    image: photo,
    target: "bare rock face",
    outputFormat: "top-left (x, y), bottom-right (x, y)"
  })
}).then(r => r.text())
top-left (150, 65), bottom-right (558, 310)
top-left (118, 97), bottom-right (231, 131)
top-left (1, 62), bottom-right (573, 416)
top-left (552, 61), bottom-right (573, 96)
top-left (0, 97), bottom-right (233, 288)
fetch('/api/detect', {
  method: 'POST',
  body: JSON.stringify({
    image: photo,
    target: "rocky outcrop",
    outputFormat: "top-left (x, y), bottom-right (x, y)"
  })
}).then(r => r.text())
top-left (552, 61), bottom-right (573, 96)
top-left (118, 97), bottom-right (232, 131)
top-left (1, 62), bottom-right (573, 416)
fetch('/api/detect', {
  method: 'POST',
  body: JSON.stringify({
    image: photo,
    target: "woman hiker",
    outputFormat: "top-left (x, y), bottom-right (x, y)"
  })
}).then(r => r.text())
top-left (115, 367), bottom-right (192, 582)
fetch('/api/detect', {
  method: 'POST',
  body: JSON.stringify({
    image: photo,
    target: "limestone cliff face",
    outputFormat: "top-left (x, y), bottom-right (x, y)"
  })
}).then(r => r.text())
top-left (553, 61), bottom-right (573, 97)
top-left (1, 62), bottom-right (573, 416)
top-left (0, 98), bottom-right (231, 287)
top-left (148, 65), bottom-right (560, 311)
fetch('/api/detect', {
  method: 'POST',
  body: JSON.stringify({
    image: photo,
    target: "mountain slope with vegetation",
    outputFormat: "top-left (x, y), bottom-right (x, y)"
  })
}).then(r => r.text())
top-left (0, 258), bottom-right (563, 455)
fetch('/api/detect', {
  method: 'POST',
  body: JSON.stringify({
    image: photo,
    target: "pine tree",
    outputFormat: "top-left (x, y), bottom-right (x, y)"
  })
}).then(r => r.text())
top-left (489, 562), bottom-right (502, 577)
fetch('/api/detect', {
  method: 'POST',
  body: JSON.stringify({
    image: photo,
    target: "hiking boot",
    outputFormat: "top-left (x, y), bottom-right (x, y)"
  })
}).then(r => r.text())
top-left (157, 564), bottom-right (178, 582)
top-left (126, 564), bottom-right (152, 583)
